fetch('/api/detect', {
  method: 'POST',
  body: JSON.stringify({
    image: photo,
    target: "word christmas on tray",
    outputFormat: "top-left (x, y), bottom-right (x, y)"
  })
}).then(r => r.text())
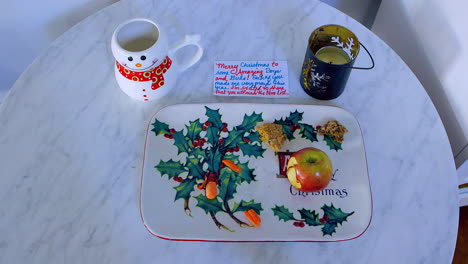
top-left (213, 61), bottom-right (289, 97)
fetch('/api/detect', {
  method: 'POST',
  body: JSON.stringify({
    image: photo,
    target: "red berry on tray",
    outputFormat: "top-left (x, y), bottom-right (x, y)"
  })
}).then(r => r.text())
top-left (319, 218), bottom-right (325, 223)
top-left (234, 146), bottom-right (240, 152)
top-left (222, 127), bottom-right (228, 132)
top-left (205, 121), bottom-right (211, 126)
top-left (222, 122), bottom-right (227, 128)
top-left (295, 124), bottom-right (301, 129)
top-left (243, 138), bottom-right (250, 143)
top-left (290, 125), bottom-right (296, 130)
top-left (202, 126), bottom-right (207, 131)
top-left (169, 129), bottom-right (176, 133)
top-left (324, 215), bottom-right (330, 221)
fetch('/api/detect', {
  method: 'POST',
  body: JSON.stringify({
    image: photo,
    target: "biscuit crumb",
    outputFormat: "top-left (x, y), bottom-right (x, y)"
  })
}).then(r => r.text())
top-left (317, 120), bottom-right (348, 143)
top-left (257, 123), bottom-right (287, 151)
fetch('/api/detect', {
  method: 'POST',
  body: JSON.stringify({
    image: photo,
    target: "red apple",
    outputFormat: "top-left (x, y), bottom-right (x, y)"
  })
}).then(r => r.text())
top-left (287, 147), bottom-right (333, 192)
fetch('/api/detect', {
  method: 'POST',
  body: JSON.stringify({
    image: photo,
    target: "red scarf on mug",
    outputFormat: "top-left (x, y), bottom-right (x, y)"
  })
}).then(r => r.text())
top-left (116, 56), bottom-right (172, 90)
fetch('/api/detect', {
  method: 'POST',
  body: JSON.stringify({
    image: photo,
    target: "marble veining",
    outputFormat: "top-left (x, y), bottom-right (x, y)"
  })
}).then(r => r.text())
top-left (0, 0), bottom-right (458, 263)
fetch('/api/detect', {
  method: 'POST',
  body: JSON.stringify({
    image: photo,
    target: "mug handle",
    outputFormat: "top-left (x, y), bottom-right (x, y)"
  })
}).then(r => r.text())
top-left (350, 42), bottom-right (375, 70)
top-left (170, 34), bottom-right (203, 72)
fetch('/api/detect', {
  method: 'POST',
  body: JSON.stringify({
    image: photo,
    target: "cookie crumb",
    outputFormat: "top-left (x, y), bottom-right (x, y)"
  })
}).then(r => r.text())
top-left (257, 123), bottom-right (287, 151)
top-left (317, 120), bottom-right (348, 143)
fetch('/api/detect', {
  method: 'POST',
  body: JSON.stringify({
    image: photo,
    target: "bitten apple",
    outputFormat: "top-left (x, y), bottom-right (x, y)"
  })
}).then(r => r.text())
top-left (287, 147), bottom-right (333, 192)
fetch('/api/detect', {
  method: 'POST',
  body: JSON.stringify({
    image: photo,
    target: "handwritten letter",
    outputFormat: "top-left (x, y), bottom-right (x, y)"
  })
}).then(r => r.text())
top-left (213, 61), bottom-right (289, 97)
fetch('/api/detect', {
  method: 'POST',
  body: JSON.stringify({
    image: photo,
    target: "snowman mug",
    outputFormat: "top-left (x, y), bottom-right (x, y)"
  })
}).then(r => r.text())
top-left (111, 18), bottom-right (203, 101)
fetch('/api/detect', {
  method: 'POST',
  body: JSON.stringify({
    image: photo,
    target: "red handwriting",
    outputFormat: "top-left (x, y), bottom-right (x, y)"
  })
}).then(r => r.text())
top-left (215, 75), bottom-right (227, 81)
top-left (230, 68), bottom-right (264, 76)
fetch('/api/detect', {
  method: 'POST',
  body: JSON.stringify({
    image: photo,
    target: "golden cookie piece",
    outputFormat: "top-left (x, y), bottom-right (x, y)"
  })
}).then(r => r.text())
top-left (317, 120), bottom-right (348, 143)
top-left (257, 123), bottom-right (287, 151)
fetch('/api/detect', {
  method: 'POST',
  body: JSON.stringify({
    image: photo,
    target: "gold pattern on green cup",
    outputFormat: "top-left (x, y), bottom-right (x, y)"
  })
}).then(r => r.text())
top-left (300, 24), bottom-right (369, 100)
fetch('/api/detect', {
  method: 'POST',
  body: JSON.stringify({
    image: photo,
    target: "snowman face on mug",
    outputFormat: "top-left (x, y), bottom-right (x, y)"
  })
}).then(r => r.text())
top-left (111, 19), bottom-right (165, 71)
top-left (119, 52), bottom-right (159, 70)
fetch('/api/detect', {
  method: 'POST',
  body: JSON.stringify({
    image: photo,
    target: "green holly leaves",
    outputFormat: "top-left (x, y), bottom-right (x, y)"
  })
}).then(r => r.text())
top-left (321, 204), bottom-right (354, 236)
top-left (173, 131), bottom-right (190, 154)
top-left (155, 159), bottom-right (186, 179)
top-left (236, 112), bottom-right (263, 132)
top-left (194, 194), bottom-right (224, 214)
top-left (299, 123), bottom-right (318, 142)
top-left (271, 203), bottom-right (354, 236)
top-left (174, 178), bottom-right (197, 201)
top-left (205, 107), bottom-right (223, 129)
top-left (273, 111), bottom-right (343, 151)
top-left (185, 157), bottom-right (204, 180)
top-left (185, 119), bottom-right (203, 142)
top-left (232, 199), bottom-right (263, 215)
top-left (323, 134), bottom-right (342, 151)
top-left (151, 119), bottom-right (170, 136)
top-left (151, 107), bottom-right (267, 230)
top-left (272, 205), bottom-right (296, 222)
top-left (239, 143), bottom-right (265, 158)
top-left (322, 203), bottom-right (352, 221)
top-left (218, 169), bottom-right (238, 201)
top-left (298, 209), bottom-right (322, 226)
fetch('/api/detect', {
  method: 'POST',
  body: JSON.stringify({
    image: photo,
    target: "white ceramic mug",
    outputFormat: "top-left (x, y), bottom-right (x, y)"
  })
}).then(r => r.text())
top-left (111, 18), bottom-right (203, 101)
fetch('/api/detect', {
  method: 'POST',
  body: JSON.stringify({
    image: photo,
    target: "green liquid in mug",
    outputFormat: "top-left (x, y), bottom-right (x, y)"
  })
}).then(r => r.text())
top-left (315, 46), bottom-right (351, 65)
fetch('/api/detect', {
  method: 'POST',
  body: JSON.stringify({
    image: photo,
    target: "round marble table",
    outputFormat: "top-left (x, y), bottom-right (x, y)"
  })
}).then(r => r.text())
top-left (0, 0), bottom-right (459, 263)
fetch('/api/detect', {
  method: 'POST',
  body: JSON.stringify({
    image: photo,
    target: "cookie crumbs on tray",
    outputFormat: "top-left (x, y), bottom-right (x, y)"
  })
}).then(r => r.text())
top-left (257, 123), bottom-right (287, 151)
top-left (317, 120), bottom-right (348, 143)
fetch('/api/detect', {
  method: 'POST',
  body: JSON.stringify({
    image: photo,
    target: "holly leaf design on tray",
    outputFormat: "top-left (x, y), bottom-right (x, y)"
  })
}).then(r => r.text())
top-left (218, 169), bottom-right (238, 201)
top-left (185, 119), bottom-right (203, 142)
top-left (323, 134), bottom-right (342, 151)
top-left (272, 205), bottom-right (296, 222)
top-left (236, 112), bottom-right (263, 132)
top-left (189, 148), bottom-right (207, 159)
top-left (194, 194), bottom-right (224, 215)
top-left (239, 143), bottom-right (265, 158)
top-left (185, 157), bottom-right (204, 180)
top-left (321, 203), bottom-right (354, 226)
top-left (233, 199), bottom-right (263, 215)
top-left (151, 119), bottom-right (170, 136)
top-left (205, 125), bottom-right (220, 146)
top-left (206, 147), bottom-right (223, 173)
top-left (299, 123), bottom-right (318, 142)
top-left (223, 129), bottom-right (243, 149)
top-left (322, 222), bottom-right (338, 236)
top-left (155, 159), bottom-right (186, 179)
top-left (274, 111), bottom-right (304, 140)
top-left (174, 177), bottom-right (197, 201)
top-left (298, 208), bottom-right (321, 226)
top-left (285, 110), bottom-right (303, 124)
top-left (173, 131), bottom-right (190, 154)
top-left (152, 106), bottom-right (266, 231)
top-left (235, 161), bottom-right (256, 184)
top-left (222, 153), bottom-right (240, 163)
top-left (205, 106), bottom-right (223, 129)
top-left (271, 203), bottom-right (354, 236)
top-left (245, 131), bottom-right (261, 144)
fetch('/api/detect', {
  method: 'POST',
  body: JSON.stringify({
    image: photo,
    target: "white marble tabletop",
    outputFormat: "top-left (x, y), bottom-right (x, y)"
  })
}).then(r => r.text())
top-left (0, 0), bottom-right (459, 263)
